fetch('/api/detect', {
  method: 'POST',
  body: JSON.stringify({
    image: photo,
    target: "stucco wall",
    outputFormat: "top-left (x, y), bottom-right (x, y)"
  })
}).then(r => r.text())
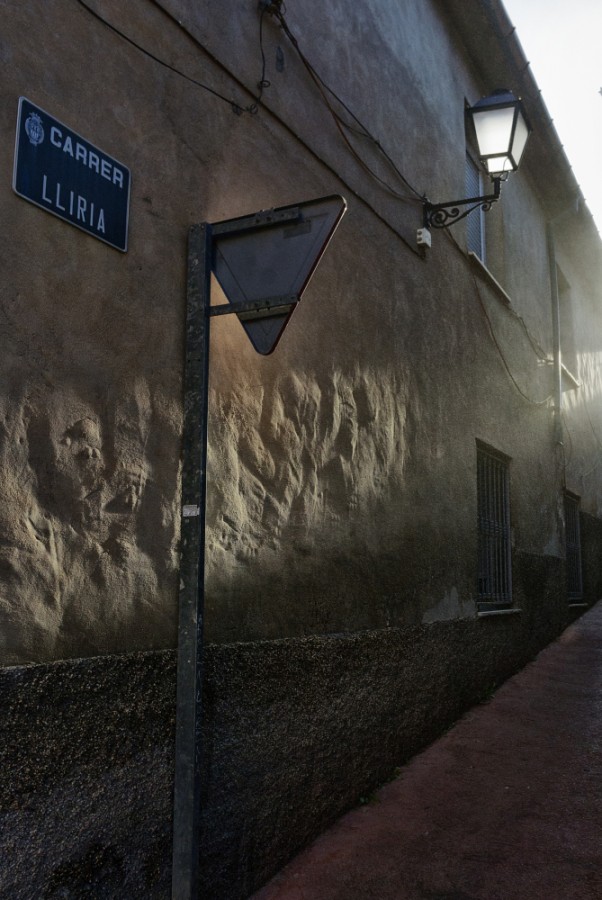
top-left (3, 1), bottom-right (602, 896)
top-left (1, 0), bottom-right (601, 662)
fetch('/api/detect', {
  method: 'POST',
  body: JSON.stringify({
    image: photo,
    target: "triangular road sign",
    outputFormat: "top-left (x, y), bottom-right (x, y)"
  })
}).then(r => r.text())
top-left (211, 195), bottom-right (346, 354)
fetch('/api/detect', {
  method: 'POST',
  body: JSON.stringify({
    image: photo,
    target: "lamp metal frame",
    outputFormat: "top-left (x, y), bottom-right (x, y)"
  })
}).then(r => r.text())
top-left (423, 175), bottom-right (503, 230)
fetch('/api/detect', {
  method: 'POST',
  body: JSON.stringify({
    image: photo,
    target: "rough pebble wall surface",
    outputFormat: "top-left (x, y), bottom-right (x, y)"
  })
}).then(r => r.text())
top-left (0, 556), bottom-right (568, 900)
top-left (0, 651), bottom-right (176, 899)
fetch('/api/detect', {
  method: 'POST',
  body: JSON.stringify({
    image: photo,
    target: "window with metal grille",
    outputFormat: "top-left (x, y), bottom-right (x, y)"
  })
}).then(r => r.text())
top-left (564, 493), bottom-right (583, 601)
top-left (477, 444), bottom-right (511, 608)
top-left (465, 153), bottom-right (485, 262)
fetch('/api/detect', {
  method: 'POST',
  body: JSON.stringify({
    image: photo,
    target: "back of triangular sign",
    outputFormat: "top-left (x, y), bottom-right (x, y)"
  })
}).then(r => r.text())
top-left (212, 194), bottom-right (347, 354)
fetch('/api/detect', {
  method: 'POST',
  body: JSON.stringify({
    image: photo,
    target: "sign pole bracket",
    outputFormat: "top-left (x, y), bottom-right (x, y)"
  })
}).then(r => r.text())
top-left (209, 294), bottom-right (298, 319)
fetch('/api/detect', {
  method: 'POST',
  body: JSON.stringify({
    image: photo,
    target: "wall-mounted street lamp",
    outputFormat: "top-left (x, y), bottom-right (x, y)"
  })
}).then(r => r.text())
top-left (421, 89), bottom-right (532, 232)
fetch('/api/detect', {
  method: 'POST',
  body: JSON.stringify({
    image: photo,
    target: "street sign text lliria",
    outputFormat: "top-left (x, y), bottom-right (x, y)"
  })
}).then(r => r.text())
top-left (13, 98), bottom-right (131, 252)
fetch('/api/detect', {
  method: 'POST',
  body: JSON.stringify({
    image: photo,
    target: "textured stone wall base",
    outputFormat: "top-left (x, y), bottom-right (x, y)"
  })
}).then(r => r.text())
top-left (0, 552), bottom-right (583, 899)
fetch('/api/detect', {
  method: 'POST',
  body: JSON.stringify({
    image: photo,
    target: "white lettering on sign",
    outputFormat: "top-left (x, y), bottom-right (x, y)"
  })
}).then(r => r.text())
top-left (49, 125), bottom-right (125, 188)
top-left (42, 174), bottom-right (106, 234)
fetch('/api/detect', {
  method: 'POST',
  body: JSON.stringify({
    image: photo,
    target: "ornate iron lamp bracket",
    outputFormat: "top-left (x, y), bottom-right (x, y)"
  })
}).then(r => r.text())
top-left (423, 176), bottom-right (503, 229)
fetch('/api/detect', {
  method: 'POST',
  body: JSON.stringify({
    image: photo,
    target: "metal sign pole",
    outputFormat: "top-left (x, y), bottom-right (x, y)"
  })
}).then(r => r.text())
top-left (171, 197), bottom-right (346, 898)
top-left (172, 223), bottom-right (212, 900)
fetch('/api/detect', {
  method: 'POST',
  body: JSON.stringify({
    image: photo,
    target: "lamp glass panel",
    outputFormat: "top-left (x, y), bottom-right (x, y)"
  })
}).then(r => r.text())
top-left (511, 113), bottom-right (530, 166)
top-left (473, 106), bottom-right (515, 157)
top-left (484, 155), bottom-right (512, 174)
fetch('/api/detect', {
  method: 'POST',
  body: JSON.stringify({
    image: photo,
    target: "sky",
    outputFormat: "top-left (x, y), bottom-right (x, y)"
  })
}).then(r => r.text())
top-left (502, 0), bottom-right (602, 231)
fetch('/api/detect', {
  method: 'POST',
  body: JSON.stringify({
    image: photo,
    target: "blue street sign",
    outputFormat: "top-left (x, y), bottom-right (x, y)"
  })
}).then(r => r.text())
top-left (13, 97), bottom-right (131, 252)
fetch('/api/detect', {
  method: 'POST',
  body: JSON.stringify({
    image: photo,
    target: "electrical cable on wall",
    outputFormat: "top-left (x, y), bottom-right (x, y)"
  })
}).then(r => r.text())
top-left (445, 217), bottom-right (551, 364)
top-left (148, 0), bottom-right (424, 205)
top-left (145, 0), bottom-right (424, 207)
top-left (263, 2), bottom-right (423, 205)
top-left (75, 0), bottom-right (264, 115)
top-left (74, 0), bottom-right (602, 476)
top-left (75, 0), bottom-right (582, 391)
top-left (472, 274), bottom-right (552, 407)
top-left (75, 0), bottom-right (424, 258)
top-left (253, 3), bottom-right (272, 111)
top-left (561, 411), bottom-right (574, 469)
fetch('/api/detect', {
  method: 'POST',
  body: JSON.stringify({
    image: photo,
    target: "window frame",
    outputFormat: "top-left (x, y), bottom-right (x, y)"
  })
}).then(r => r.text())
top-left (465, 151), bottom-right (486, 263)
top-left (476, 442), bottom-right (512, 611)
top-left (564, 491), bottom-right (583, 602)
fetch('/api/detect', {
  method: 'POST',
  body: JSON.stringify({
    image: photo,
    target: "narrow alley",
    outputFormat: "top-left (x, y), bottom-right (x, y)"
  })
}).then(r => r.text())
top-left (254, 603), bottom-right (602, 900)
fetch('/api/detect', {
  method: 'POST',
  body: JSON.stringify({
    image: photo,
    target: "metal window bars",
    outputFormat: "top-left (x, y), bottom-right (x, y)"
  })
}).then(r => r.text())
top-left (477, 446), bottom-right (512, 608)
top-left (564, 493), bottom-right (583, 601)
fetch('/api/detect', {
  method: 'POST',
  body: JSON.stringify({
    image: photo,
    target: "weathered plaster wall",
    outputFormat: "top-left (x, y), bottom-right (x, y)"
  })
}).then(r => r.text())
top-left (1, 0), bottom-right (601, 666)
top-left (3, 1), bottom-right (602, 896)
top-left (0, 0), bottom-right (198, 662)
top-left (554, 215), bottom-right (602, 518)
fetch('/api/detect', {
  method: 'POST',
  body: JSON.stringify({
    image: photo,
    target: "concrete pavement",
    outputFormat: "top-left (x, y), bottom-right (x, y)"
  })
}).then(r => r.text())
top-left (252, 603), bottom-right (602, 899)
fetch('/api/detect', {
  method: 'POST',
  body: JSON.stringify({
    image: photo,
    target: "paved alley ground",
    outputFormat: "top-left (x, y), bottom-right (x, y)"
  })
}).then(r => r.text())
top-left (253, 603), bottom-right (602, 900)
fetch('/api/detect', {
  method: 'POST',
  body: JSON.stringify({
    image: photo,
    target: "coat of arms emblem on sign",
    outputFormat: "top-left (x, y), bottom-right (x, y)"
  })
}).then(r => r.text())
top-left (25, 112), bottom-right (44, 145)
